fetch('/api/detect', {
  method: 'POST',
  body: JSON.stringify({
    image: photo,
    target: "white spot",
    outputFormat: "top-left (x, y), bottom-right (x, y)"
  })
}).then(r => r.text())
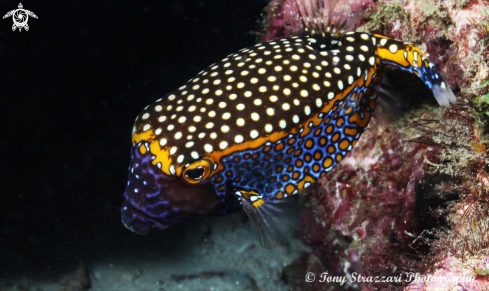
top-left (204, 144), bottom-right (213, 153)
top-left (174, 132), bottom-right (182, 139)
top-left (158, 116), bottom-right (167, 122)
top-left (193, 116), bottom-right (202, 122)
top-left (244, 91), bottom-right (253, 97)
top-left (300, 90), bottom-right (308, 97)
top-left (380, 38), bottom-right (387, 46)
top-left (360, 33), bottom-right (369, 40)
top-left (159, 138), bottom-right (167, 146)
top-left (236, 103), bottom-right (245, 110)
top-left (177, 155), bottom-right (184, 163)
top-left (360, 45), bottom-right (369, 52)
top-left (282, 103), bottom-right (290, 111)
top-left (389, 44), bottom-right (398, 53)
top-left (304, 105), bottom-right (311, 115)
top-left (191, 151), bottom-right (199, 159)
top-left (168, 94), bottom-right (176, 100)
top-left (189, 126), bottom-right (196, 132)
top-left (348, 76), bottom-right (354, 84)
top-left (283, 88), bottom-right (291, 95)
top-left (338, 80), bottom-right (344, 90)
top-left (219, 141), bottom-right (228, 150)
top-left (316, 98), bottom-right (322, 107)
top-left (279, 119), bottom-right (286, 129)
top-left (266, 108), bottom-right (275, 116)
top-left (205, 122), bottom-right (214, 129)
top-left (369, 56), bottom-right (375, 66)
top-left (269, 95), bottom-right (278, 102)
top-left (235, 135), bottom-right (244, 143)
top-left (210, 132), bottom-right (217, 139)
top-left (237, 118), bottom-right (245, 126)
top-left (167, 124), bottom-right (174, 131)
top-left (328, 92), bottom-right (335, 100)
top-left (292, 115), bottom-right (299, 123)
top-left (143, 124), bottom-right (151, 131)
top-left (265, 124), bottom-right (273, 132)
top-left (221, 125), bottom-right (230, 133)
top-left (251, 112), bottom-right (260, 121)
top-left (250, 130), bottom-right (259, 139)
top-left (170, 146), bottom-right (178, 155)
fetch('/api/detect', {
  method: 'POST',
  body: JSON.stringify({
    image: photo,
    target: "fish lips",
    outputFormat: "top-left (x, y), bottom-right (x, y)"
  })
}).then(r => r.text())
top-left (121, 200), bottom-right (169, 234)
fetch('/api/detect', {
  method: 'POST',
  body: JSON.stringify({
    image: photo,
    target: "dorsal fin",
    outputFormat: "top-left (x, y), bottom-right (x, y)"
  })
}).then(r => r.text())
top-left (295, 0), bottom-right (364, 37)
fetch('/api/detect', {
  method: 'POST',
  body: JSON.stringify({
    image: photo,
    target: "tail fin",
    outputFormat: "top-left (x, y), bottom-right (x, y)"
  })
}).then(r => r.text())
top-left (374, 35), bottom-right (457, 107)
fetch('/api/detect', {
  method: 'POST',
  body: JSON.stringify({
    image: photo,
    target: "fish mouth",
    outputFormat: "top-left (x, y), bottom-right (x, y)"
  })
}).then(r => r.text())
top-left (121, 200), bottom-right (169, 235)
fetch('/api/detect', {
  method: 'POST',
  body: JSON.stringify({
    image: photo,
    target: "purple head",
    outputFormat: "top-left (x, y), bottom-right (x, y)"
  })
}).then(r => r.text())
top-left (121, 141), bottom-right (227, 235)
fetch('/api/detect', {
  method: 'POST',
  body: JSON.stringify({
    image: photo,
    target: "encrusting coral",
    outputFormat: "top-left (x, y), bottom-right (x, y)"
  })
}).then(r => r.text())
top-left (260, 0), bottom-right (489, 290)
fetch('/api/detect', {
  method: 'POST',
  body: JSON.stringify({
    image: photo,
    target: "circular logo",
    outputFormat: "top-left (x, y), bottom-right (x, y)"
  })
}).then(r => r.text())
top-left (305, 272), bottom-right (315, 282)
top-left (13, 10), bottom-right (28, 26)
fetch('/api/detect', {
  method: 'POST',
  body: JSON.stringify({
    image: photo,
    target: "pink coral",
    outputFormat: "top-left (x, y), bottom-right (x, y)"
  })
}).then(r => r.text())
top-left (298, 107), bottom-right (442, 290)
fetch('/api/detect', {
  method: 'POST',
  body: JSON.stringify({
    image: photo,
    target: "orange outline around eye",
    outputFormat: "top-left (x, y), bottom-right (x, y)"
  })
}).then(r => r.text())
top-left (181, 159), bottom-right (214, 185)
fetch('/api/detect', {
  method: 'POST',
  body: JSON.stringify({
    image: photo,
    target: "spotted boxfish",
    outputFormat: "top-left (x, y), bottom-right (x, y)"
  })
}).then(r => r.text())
top-left (122, 0), bottom-right (456, 248)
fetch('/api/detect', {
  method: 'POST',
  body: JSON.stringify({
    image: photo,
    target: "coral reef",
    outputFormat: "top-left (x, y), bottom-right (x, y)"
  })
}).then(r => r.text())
top-left (262, 0), bottom-right (489, 290)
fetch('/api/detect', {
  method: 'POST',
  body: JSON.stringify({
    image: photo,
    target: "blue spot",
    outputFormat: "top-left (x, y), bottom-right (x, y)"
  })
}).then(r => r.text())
top-left (135, 175), bottom-right (140, 179)
top-left (134, 188), bottom-right (139, 193)
top-left (123, 206), bottom-right (127, 210)
top-left (143, 181), bottom-right (147, 185)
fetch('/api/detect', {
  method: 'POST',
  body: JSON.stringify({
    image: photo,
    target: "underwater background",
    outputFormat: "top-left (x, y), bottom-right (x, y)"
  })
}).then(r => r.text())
top-left (1, 0), bottom-right (489, 290)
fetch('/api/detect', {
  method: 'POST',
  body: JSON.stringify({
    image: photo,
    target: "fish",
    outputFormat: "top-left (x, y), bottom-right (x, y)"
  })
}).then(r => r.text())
top-left (121, 0), bottom-right (456, 248)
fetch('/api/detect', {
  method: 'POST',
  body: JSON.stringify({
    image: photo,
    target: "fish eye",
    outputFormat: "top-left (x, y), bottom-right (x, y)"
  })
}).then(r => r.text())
top-left (185, 167), bottom-right (204, 180)
top-left (181, 158), bottom-right (214, 185)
